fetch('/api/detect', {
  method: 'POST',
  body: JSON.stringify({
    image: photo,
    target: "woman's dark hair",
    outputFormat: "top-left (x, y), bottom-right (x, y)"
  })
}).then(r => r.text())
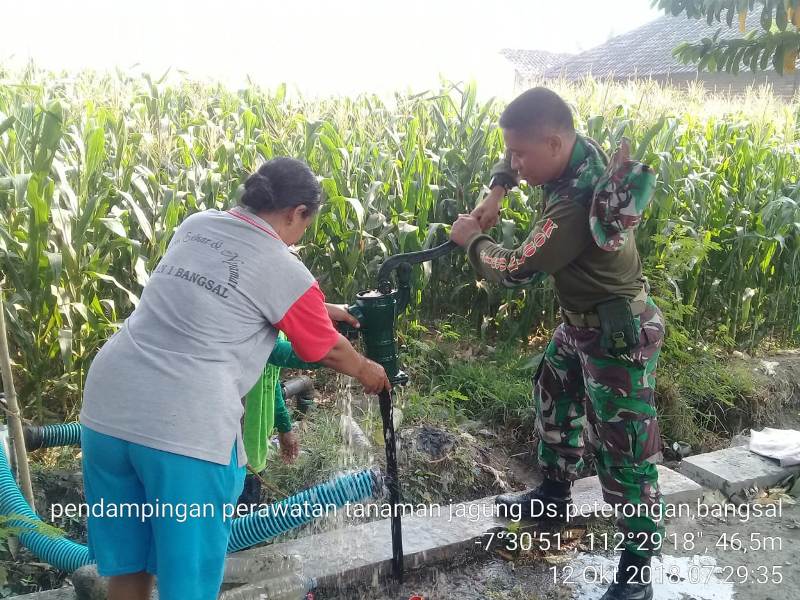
top-left (240, 157), bottom-right (322, 214)
top-left (499, 87), bottom-right (574, 137)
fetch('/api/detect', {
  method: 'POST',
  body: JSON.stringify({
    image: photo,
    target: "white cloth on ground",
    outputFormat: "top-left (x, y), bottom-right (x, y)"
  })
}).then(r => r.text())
top-left (749, 427), bottom-right (800, 467)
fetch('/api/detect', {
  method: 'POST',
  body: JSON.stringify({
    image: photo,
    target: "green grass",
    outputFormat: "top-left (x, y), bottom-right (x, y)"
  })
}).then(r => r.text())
top-left (656, 355), bottom-right (758, 447)
top-left (435, 348), bottom-right (535, 429)
top-left (398, 320), bottom-right (538, 431)
top-left (259, 410), bottom-right (348, 501)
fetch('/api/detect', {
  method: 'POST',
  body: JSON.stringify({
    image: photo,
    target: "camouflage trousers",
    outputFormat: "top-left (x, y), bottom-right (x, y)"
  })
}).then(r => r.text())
top-left (535, 299), bottom-right (665, 557)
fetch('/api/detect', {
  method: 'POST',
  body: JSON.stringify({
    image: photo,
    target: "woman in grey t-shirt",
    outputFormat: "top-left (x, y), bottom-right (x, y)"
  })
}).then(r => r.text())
top-left (80, 157), bottom-right (389, 600)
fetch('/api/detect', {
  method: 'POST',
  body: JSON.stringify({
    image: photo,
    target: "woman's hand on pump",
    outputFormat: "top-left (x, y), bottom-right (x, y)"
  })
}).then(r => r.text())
top-left (319, 335), bottom-right (391, 395)
top-left (356, 357), bottom-right (391, 395)
top-left (324, 303), bottom-right (360, 329)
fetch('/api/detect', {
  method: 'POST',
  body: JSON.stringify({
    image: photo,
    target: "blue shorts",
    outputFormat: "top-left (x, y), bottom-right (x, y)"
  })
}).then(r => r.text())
top-left (80, 425), bottom-right (246, 600)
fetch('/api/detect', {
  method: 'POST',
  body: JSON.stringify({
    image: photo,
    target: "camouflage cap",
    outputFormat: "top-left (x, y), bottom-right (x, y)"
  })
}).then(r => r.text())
top-left (589, 138), bottom-right (657, 252)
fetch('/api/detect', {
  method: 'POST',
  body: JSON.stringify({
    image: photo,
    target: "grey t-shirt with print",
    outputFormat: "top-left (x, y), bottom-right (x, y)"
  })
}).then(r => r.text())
top-left (80, 208), bottom-right (332, 467)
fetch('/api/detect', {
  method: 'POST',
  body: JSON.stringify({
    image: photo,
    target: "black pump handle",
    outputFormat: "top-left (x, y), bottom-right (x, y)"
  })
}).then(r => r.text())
top-left (376, 240), bottom-right (459, 285)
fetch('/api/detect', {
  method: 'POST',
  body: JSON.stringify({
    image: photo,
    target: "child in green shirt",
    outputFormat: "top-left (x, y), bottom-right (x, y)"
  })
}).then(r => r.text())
top-left (238, 334), bottom-right (320, 507)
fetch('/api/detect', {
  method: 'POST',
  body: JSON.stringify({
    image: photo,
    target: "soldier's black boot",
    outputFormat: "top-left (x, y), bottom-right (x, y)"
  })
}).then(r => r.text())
top-left (600, 549), bottom-right (653, 600)
top-left (494, 479), bottom-right (571, 522)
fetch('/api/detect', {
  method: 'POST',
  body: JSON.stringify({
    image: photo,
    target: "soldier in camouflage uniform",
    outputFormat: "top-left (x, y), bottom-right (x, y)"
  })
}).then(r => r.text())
top-left (450, 87), bottom-right (663, 600)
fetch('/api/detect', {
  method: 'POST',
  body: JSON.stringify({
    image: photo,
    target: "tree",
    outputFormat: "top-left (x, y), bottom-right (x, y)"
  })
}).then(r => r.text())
top-left (652, 0), bottom-right (800, 74)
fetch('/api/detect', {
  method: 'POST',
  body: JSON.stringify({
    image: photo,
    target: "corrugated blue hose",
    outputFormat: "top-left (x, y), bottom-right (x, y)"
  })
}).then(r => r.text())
top-left (227, 468), bottom-right (379, 552)
top-left (23, 422), bottom-right (81, 451)
top-left (3, 424), bottom-right (383, 571)
top-left (0, 439), bottom-right (90, 571)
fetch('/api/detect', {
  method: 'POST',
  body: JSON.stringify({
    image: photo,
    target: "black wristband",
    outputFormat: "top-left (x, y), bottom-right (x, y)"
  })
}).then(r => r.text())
top-left (489, 173), bottom-right (515, 191)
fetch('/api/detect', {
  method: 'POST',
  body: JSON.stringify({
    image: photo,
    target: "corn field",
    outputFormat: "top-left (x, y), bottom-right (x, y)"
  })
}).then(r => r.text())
top-left (1, 64), bottom-right (800, 419)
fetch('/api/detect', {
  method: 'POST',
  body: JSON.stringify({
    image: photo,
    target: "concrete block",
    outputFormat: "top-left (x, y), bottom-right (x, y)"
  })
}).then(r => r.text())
top-left (571, 464), bottom-right (703, 517)
top-left (19, 466), bottom-right (702, 599)
top-left (679, 446), bottom-right (800, 496)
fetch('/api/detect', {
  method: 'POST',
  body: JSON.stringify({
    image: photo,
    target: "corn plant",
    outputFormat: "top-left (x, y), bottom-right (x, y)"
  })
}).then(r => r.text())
top-left (1, 65), bottom-right (799, 419)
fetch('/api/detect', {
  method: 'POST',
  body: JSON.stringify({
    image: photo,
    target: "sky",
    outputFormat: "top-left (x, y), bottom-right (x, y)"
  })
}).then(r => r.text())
top-left (0, 0), bottom-right (661, 97)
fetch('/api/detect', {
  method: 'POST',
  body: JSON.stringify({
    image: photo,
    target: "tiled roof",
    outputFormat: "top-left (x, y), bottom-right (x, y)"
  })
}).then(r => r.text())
top-left (542, 11), bottom-right (765, 79)
top-left (499, 48), bottom-right (572, 76)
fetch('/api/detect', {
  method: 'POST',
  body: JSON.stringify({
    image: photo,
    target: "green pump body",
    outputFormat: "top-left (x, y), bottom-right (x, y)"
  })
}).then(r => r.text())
top-left (339, 262), bottom-right (412, 385)
top-left (345, 292), bottom-right (407, 385)
top-left (334, 240), bottom-right (459, 583)
top-left (339, 241), bottom-right (460, 385)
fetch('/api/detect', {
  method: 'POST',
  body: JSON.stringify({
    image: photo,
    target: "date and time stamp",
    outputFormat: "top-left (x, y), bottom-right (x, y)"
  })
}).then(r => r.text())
top-left (552, 563), bottom-right (784, 586)
top-left (476, 529), bottom-right (788, 586)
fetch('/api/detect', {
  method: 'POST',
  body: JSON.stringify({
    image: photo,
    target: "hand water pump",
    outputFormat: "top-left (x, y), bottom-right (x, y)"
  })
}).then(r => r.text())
top-left (337, 240), bottom-right (458, 582)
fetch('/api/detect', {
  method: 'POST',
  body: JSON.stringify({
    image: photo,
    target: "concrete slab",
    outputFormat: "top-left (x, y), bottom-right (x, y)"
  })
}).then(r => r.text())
top-left (653, 464), bottom-right (706, 505)
top-left (570, 464), bottom-right (703, 516)
top-left (679, 446), bottom-right (800, 496)
top-left (18, 566), bottom-right (161, 600)
top-left (233, 465), bottom-right (702, 588)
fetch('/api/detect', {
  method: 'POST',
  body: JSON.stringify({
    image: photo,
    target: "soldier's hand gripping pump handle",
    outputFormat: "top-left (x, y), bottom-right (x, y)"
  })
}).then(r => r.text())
top-left (337, 240), bottom-right (458, 582)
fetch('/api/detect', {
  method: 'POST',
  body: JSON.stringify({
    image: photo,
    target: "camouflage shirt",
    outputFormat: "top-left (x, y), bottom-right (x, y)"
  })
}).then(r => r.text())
top-left (466, 134), bottom-right (646, 313)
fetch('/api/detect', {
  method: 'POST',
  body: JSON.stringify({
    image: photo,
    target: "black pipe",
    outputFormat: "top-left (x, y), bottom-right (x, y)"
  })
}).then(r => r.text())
top-left (281, 376), bottom-right (314, 400)
top-left (23, 427), bottom-right (47, 451)
top-left (378, 388), bottom-right (403, 582)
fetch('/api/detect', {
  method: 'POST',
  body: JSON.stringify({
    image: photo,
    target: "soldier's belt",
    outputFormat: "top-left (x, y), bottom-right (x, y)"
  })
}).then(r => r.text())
top-left (561, 293), bottom-right (648, 329)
